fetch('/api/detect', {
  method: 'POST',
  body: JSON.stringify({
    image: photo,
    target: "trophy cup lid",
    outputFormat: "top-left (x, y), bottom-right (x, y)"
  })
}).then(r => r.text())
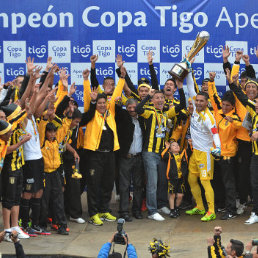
top-left (199, 31), bottom-right (210, 40)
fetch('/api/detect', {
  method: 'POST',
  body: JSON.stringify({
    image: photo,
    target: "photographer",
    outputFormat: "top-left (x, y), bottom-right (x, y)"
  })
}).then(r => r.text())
top-left (207, 226), bottom-right (244, 257)
top-left (245, 240), bottom-right (258, 257)
top-left (0, 230), bottom-right (26, 258)
top-left (98, 233), bottom-right (137, 258)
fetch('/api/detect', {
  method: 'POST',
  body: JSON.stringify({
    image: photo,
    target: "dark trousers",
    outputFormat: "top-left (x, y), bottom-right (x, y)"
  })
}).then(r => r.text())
top-left (79, 149), bottom-right (88, 194)
top-left (236, 139), bottom-right (252, 203)
top-left (39, 170), bottom-right (67, 227)
top-left (212, 161), bottom-right (225, 208)
top-left (87, 151), bottom-right (115, 217)
top-left (63, 159), bottom-right (82, 219)
top-left (219, 158), bottom-right (236, 213)
top-left (157, 160), bottom-right (168, 209)
top-left (250, 155), bottom-right (258, 214)
top-left (119, 154), bottom-right (143, 215)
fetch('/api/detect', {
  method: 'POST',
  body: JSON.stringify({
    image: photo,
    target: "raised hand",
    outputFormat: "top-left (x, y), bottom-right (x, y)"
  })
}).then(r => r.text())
top-left (235, 50), bottom-right (243, 62)
top-left (175, 78), bottom-right (183, 89)
top-left (209, 72), bottom-right (216, 82)
top-left (147, 50), bottom-right (153, 65)
top-left (46, 56), bottom-right (53, 71)
top-left (242, 54), bottom-right (250, 66)
top-left (256, 46), bottom-right (258, 59)
top-left (68, 82), bottom-right (77, 97)
top-left (90, 89), bottom-right (98, 101)
top-left (90, 54), bottom-right (98, 65)
top-left (26, 57), bottom-right (36, 74)
top-left (222, 45), bottom-right (230, 62)
top-left (116, 54), bottom-right (124, 68)
top-left (82, 69), bottom-right (90, 80)
top-left (34, 66), bottom-right (43, 80)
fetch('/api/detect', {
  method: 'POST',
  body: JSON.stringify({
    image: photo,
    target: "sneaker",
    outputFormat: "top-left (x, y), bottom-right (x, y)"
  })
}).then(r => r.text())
top-left (245, 213), bottom-right (258, 225)
top-left (169, 210), bottom-right (178, 218)
top-left (217, 207), bottom-right (226, 213)
top-left (4, 232), bottom-right (13, 242)
top-left (88, 214), bottom-right (103, 226)
top-left (158, 207), bottom-right (170, 215)
top-left (175, 208), bottom-right (180, 217)
top-left (25, 227), bottom-right (38, 237)
top-left (70, 217), bottom-right (86, 224)
top-left (99, 212), bottom-right (116, 222)
top-left (201, 211), bottom-right (216, 222)
top-left (32, 225), bottom-right (51, 235)
top-left (186, 207), bottom-right (206, 215)
top-left (148, 212), bottom-right (165, 221)
top-left (57, 225), bottom-right (69, 235)
top-left (237, 203), bottom-right (247, 215)
top-left (14, 227), bottom-right (30, 239)
top-left (51, 224), bottom-right (59, 231)
top-left (47, 217), bottom-right (52, 224)
top-left (220, 212), bottom-right (237, 220)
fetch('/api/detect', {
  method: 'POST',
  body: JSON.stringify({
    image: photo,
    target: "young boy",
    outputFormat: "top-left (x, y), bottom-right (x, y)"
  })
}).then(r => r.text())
top-left (161, 141), bottom-right (188, 218)
top-left (38, 104), bottom-right (71, 235)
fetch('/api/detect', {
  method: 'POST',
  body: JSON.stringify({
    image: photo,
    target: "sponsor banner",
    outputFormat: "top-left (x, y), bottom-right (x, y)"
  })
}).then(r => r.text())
top-left (3, 41), bottom-right (26, 63)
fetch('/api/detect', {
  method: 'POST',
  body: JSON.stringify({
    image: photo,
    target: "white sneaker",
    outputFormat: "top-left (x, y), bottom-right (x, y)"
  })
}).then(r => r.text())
top-left (4, 232), bottom-right (12, 242)
top-left (245, 212), bottom-right (256, 224)
top-left (237, 203), bottom-right (246, 215)
top-left (245, 214), bottom-right (258, 225)
top-left (148, 212), bottom-right (165, 221)
top-left (158, 207), bottom-right (170, 215)
top-left (115, 194), bottom-right (120, 202)
top-left (70, 217), bottom-right (86, 224)
top-left (14, 227), bottom-right (30, 239)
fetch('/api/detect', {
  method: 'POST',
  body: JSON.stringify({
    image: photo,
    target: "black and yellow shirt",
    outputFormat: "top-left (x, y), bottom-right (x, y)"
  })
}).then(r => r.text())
top-left (38, 117), bottom-right (71, 173)
top-left (229, 82), bottom-right (258, 155)
top-left (5, 128), bottom-right (25, 171)
top-left (136, 88), bottom-right (186, 154)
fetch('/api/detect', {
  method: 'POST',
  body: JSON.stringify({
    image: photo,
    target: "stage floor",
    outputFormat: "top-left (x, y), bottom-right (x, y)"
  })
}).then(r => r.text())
top-left (0, 193), bottom-right (257, 258)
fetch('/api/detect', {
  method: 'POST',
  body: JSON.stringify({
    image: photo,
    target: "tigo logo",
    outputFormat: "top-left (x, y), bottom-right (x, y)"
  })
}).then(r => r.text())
top-left (162, 44), bottom-right (180, 58)
top-left (73, 45), bottom-right (91, 58)
top-left (117, 44), bottom-right (136, 58)
top-left (28, 45), bottom-right (47, 59)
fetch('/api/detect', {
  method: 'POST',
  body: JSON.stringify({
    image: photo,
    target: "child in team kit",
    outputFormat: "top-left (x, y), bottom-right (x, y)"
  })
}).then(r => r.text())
top-left (161, 141), bottom-right (188, 218)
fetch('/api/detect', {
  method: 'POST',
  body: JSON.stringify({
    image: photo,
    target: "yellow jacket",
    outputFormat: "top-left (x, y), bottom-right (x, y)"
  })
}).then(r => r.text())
top-left (83, 78), bottom-right (125, 151)
top-left (208, 81), bottom-right (242, 157)
top-left (38, 117), bottom-right (71, 172)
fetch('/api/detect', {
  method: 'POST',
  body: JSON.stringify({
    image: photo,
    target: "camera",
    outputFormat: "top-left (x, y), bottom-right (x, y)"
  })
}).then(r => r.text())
top-left (114, 218), bottom-right (127, 245)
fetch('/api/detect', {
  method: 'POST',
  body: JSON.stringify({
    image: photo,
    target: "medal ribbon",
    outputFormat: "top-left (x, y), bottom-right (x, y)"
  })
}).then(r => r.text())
top-left (154, 108), bottom-right (163, 129)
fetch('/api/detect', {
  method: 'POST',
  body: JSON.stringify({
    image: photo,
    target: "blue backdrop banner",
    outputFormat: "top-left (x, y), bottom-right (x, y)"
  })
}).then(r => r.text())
top-left (0, 0), bottom-right (257, 106)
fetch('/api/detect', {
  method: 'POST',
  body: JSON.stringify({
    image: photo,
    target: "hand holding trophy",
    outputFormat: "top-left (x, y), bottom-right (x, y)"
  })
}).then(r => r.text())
top-left (169, 31), bottom-right (210, 80)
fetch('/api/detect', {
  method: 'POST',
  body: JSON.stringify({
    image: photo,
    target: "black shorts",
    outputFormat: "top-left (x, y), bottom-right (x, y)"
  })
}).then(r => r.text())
top-left (168, 178), bottom-right (185, 195)
top-left (2, 168), bottom-right (23, 209)
top-left (23, 158), bottom-right (44, 193)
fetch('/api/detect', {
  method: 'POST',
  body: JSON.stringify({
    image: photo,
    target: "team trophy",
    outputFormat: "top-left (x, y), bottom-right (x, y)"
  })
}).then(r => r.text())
top-left (168, 31), bottom-right (210, 80)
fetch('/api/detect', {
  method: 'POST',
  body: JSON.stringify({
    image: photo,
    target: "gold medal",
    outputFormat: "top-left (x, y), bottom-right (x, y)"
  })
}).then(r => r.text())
top-left (157, 128), bottom-right (162, 134)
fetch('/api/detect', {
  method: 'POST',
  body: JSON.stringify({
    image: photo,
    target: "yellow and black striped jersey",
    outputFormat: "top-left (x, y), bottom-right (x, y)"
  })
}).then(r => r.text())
top-left (5, 128), bottom-right (25, 171)
top-left (136, 89), bottom-right (186, 154)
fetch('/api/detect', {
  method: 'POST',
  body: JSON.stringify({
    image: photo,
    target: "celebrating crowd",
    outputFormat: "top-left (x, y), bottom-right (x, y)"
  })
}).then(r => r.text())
top-left (0, 45), bottom-right (257, 245)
